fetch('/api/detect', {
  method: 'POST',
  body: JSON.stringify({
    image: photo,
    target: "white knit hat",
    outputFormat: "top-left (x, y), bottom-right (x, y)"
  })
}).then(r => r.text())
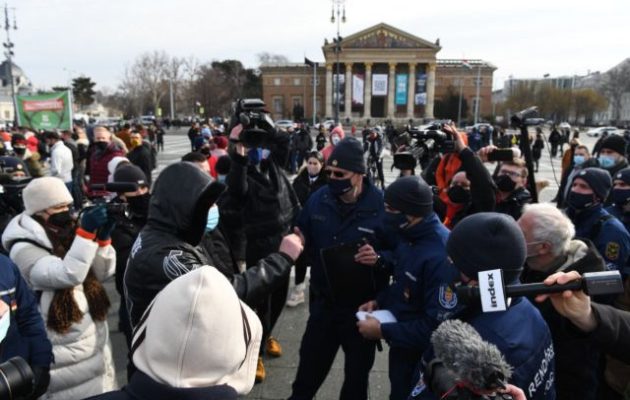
top-left (23, 177), bottom-right (73, 215)
top-left (107, 156), bottom-right (130, 183)
top-left (132, 266), bottom-right (262, 394)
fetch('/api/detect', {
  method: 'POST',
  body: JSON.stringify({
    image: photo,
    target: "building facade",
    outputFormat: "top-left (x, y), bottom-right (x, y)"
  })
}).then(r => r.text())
top-left (261, 23), bottom-right (495, 124)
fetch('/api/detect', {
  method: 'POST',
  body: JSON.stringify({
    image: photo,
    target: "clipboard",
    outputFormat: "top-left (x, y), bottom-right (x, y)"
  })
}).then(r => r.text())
top-left (320, 241), bottom-right (377, 307)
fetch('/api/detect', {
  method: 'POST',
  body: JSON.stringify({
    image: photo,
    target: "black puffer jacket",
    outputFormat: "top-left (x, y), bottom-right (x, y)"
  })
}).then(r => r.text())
top-left (124, 162), bottom-right (293, 326)
top-left (495, 186), bottom-right (532, 220)
top-left (292, 167), bottom-right (327, 206)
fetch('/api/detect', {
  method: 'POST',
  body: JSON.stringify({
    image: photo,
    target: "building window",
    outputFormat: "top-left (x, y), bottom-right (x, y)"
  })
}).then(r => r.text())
top-left (293, 78), bottom-right (301, 86)
top-left (309, 77), bottom-right (321, 86)
top-left (292, 96), bottom-right (303, 107)
top-left (272, 96), bottom-right (283, 114)
top-left (474, 77), bottom-right (483, 86)
top-left (273, 78), bottom-right (282, 86)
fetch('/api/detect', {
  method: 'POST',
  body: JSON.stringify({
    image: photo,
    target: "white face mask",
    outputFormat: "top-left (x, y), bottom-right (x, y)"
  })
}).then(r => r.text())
top-left (332, 136), bottom-right (340, 146)
top-left (0, 311), bottom-right (10, 342)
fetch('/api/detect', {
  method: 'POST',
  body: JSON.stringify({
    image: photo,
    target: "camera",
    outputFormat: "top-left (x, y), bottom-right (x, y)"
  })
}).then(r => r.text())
top-left (88, 182), bottom-right (139, 220)
top-left (229, 98), bottom-right (276, 148)
top-left (392, 122), bottom-right (456, 171)
top-left (0, 357), bottom-right (34, 400)
top-left (510, 106), bottom-right (539, 128)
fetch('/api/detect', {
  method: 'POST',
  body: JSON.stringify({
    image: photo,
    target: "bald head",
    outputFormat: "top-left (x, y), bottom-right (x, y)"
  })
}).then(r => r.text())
top-left (94, 126), bottom-right (112, 143)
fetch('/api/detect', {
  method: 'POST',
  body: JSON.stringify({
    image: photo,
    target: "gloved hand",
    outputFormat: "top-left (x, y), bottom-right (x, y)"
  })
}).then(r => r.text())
top-left (80, 205), bottom-right (108, 233)
top-left (26, 365), bottom-right (50, 400)
top-left (97, 217), bottom-right (116, 241)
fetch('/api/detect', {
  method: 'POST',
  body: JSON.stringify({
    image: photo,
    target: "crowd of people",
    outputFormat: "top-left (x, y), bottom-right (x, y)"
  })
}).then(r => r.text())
top-left (0, 114), bottom-right (629, 400)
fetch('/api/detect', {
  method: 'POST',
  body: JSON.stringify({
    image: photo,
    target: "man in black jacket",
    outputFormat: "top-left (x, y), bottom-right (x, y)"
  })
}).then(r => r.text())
top-left (479, 151), bottom-right (531, 220)
top-left (124, 162), bottom-right (303, 330)
top-left (127, 132), bottom-right (154, 186)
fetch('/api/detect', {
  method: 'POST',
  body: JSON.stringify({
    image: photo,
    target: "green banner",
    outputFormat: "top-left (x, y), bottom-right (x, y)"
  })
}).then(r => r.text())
top-left (16, 91), bottom-right (73, 131)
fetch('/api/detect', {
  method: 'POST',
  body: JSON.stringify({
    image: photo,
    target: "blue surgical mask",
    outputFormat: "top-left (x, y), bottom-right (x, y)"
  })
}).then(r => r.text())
top-left (205, 206), bottom-right (220, 233)
top-left (261, 149), bottom-right (271, 160)
top-left (332, 136), bottom-right (341, 146)
top-left (573, 155), bottom-right (585, 166)
top-left (0, 311), bottom-right (10, 342)
top-left (217, 174), bottom-right (227, 184)
top-left (599, 155), bottom-right (617, 169)
top-left (248, 148), bottom-right (262, 165)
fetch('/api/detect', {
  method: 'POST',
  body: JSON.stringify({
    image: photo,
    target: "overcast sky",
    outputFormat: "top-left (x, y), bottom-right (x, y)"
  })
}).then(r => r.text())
top-left (11, 0), bottom-right (629, 92)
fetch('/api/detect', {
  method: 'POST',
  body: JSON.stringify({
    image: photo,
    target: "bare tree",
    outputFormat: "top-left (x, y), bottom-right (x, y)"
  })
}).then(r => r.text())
top-left (601, 61), bottom-right (630, 123)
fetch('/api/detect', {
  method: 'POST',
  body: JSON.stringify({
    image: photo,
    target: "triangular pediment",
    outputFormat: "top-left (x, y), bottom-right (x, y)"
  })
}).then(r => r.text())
top-left (325, 23), bottom-right (440, 50)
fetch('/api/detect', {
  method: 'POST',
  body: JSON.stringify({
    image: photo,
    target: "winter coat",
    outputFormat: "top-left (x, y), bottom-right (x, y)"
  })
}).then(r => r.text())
top-left (126, 142), bottom-right (153, 186)
top-left (495, 186), bottom-right (532, 220)
top-left (291, 167), bottom-right (328, 206)
top-left (125, 162), bottom-right (293, 326)
top-left (533, 138), bottom-right (544, 160)
top-left (522, 239), bottom-right (606, 400)
top-left (588, 303), bottom-right (630, 364)
top-left (87, 142), bottom-right (125, 195)
top-left (1, 214), bottom-right (116, 400)
top-left (602, 159), bottom-right (630, 206)
top-left (49, 141), bottom-right (73, 183)
top-left (295, 129), bottom-right (313, 152)
top-left (0, 254), bottom-right (52, 368)
top-left (315, 133), bottom-right (327, 151)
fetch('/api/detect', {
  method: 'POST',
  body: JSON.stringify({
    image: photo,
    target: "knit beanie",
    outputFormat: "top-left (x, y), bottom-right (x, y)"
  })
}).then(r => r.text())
top-left (384, 176), bottom-right (433, 217)
top-left (613, 167), bottom-right (630, 184)
top-left (113, 164), bottom-right (148, 187)
top-left (132, 266), bottom-right (262, 394)
top-left (573, 167), bottom-right (612, 202)
top-left (447, 212), bottom-right (526, 283)
top-left (327, 137), bottom-right (365, 174)
top-left (600, 134), bottom-right (626, 156)
top-left (23, 177), bottom-right (73, 215)
top-left (214, 136), bottom-right (228, 150)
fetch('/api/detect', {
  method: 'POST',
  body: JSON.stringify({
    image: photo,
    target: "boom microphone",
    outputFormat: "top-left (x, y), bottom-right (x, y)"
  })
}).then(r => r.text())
top-left (457, 270), bottom-right (624, 313)
top-left (90, 182), bottom-right (139, 193)
top-left (431, 319), bottom-right (512, 394)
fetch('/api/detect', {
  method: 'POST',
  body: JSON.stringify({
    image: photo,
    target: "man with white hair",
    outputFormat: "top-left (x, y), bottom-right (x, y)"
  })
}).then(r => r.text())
top-left (518, 203), bottom-right (606, 400)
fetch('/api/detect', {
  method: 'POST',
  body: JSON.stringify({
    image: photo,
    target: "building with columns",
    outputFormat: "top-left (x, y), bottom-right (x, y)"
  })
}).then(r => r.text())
top-left (261, 23), bottom-right (496, 124)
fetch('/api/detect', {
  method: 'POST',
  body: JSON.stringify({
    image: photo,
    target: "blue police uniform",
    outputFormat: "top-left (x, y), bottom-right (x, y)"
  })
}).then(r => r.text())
top-left (409, 297), bottom-right (556, 400)
top-left (0, 254), bottom-right (52, 368)
top-left (570, 205), bottom-right (630, 272)
top-left (289, 178), bottom-right (387, 400)
top-left (376, 212), bottom-right (460, 400)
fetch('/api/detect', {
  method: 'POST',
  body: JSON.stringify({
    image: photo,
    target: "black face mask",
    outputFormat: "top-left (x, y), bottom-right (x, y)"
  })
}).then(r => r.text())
top-left (94, 142), bottom-right (108, 152)
top-left (127, 193), bottom-right (150, 219)
top-left (329, 178), bottom-right (354, 196)
top-left (46, 211), bottom-right (76, 248)
top-left (495, 174), bottom-right (517, 193)
top-left (567, 191), bottom-right (596, 211)
top-left (447, 185), bottom-right (471, 204)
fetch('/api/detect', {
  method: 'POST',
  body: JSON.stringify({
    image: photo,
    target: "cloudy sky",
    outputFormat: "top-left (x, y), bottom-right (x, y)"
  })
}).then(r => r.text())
top-left (11, 0), bottom-right (629, 92)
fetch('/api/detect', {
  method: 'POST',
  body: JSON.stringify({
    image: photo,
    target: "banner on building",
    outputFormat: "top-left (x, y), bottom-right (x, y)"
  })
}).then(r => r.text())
top-left (372, 74), bottom-right (388, 96)
top-left (333, 74), bottom-right (345, 108)
top-left (352, 74), bottom-right (364, 105)
top-left (16, 91), bottom-right (73, 131)
top-left (395, 74), bottom-right (408, 105)
top-left (415, 72), bottom-right (427, 105)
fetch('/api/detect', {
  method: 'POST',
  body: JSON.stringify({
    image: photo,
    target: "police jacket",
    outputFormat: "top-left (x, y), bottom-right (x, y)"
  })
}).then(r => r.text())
top-left (124, 162), bottom-right (293, 327)
top-left (0, 254), bottom-right (52, 368)
top-left (86, 371), bottom-right (239, 400)
top-left (522, 239), bottom-right (605, 400)
top-left (568, 204), bottom-right (630, 271)
top-left (296, 178), bottom-right (388, 305)
top-left (376, 213), bottom-right (460, 352)
top-left (495, 187), bottom-right (531, 220)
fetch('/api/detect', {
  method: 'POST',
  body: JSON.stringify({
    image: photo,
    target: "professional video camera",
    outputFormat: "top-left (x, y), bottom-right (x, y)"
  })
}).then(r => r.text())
top-left (0, 356), bottom-right (34, 400)
top-left (510, 106), bottom-right (539, 128)
top-left (87, 182), bottom-right (139, 220)
top-left (393, 121), bottom-right (456, 171)
top-left (228, 98), bottom-right (276, 148)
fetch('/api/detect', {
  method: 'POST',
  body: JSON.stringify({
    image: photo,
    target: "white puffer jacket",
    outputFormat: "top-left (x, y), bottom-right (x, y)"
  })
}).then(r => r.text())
top-left (1, 213), bottom-right (117, 400)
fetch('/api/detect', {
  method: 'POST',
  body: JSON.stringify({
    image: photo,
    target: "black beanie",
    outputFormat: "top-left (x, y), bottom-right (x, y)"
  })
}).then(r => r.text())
top-left (215, 155), bottom-right (232, 175)
top-left (447, 212), bottom-right (526, 283)
top-left (328, 137), bottom-right (366, 174)
top-left (113, 164), bottom-right (148, 187)
top-left (614, 167), bottom-right (630, 184)
top-left (600, 134), bottom-right (626, 156)
top-left (384, 176), bottom-right (433, 217)
top-left (573, 167), bottom-right (612, 201)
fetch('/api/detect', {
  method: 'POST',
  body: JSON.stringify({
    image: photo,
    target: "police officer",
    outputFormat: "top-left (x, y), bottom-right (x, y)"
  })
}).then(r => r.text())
top-left (606, 167), bottom-right (630, 234)
top-left (289, 137), bottom-right (388, 400)
top-left (565, 167), bottom-right (630, 271)
top-left (410, 212), bottom-right (556, 400)
top-left (356, 176), bottom-right (459, 400)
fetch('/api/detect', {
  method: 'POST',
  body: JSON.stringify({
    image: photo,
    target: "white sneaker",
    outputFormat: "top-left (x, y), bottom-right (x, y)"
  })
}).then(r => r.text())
top-left (286, 284), bottom-right (305, 307)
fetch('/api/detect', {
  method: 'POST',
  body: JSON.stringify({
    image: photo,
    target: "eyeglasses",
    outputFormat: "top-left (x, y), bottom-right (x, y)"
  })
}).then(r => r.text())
top-left (325, 170), bottom-right (349, 178)
top-left (499, 170), bottom-right (522, 179)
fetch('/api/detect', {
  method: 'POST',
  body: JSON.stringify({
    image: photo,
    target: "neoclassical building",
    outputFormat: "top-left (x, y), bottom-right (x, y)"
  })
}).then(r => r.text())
top-left (261, 23), bottom-right (496, 124)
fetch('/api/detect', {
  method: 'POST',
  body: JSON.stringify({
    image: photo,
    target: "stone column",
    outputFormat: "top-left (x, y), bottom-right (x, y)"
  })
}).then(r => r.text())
top-left (364, 62), bottom-right (372, 119)
top-left (325, 63), bottom-right (333, 118)
top-left (425, 63), bottom-right (436, 119)
top-left (407, 63), bottom-right (416, 118)
top-left (344, 63), bottom-right (353, 120)
top-left (387, 62), bottom-right (396, 118)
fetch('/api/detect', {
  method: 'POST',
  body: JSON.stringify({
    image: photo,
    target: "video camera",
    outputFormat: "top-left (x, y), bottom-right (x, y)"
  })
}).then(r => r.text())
top-left (229, 98), bottom-right (276, 148)
top-left (0, 356), bottom-right (34, 400)
top-left (510, 106), bottom-right (539, 128)
top-left (88, 182), bottom-right (139, 219)
top-left (393, 121), bottom-right (456, 171)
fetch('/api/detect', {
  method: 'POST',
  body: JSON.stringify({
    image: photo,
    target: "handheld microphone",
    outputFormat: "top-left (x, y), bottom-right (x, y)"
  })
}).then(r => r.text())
top-left (457, 270), bottom-right (624, 312)
top-left (91, 182), bottom-right (139, 193)
top-left (430, 319), bottom-right (512, 394)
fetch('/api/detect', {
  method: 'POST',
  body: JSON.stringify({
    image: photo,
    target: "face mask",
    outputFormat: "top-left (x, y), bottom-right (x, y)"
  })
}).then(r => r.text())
top-left (127, 193), bottom-right (150, 218)
top-left (94, 141), bottom-right (108, 151)
top-left (567, 191), bottom-right (596, 211)
top-left (248, 148), bottom-right (262, 165)
top-left (0, 311), bottom-right (9, 342)
top-left (329, 178), bottom-right (353, 196)
top-left (573, 155), bottom-right (585, 166)
top-left (261, 149), bottom-right (271, 160)
top-left (217, 174), bottom-right (227, 184)
top-left (205, 205), bottom-right (220, 233)
top-left (130, 138), bottom-right (142, 148)
top-left (447, 185), bottom-right (471, 204)
top-left (384, 211), bottom-right (409, 230)
top-left (525, 241), bottom-right (545, 259)
top-left (612, 188), bottom-right (630, 207)
top-left (331, 136), bottom-right (340, 146)
top-left (495, 174), bottom-right (517, 193)
top-left (48, 210), bottom-right (74, 229)
top-left (307, 163), bottom-right (321, 177)
top-left (599, 155), bottom-right (617, 169)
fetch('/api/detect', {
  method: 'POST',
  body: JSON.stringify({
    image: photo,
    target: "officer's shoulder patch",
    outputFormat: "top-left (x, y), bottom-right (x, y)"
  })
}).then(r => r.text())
top-left (439, 284), bottom-right (458, 309)
top-left (606, 242), bottom-right (620, 260)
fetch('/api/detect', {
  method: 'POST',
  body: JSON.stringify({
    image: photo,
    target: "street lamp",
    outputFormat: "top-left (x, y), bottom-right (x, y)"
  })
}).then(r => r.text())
top-left (3, 4), bottom-right (17, 128)
top-left (330, 0), bottom-right (346, 125)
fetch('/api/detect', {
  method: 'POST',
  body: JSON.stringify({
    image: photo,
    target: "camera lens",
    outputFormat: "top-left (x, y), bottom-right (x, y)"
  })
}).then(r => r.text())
top-left (0, 357), bottom-right (34, 400)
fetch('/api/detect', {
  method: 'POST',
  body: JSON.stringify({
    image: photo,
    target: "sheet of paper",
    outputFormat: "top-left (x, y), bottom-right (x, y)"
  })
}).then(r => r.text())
top-left (355, 310), bottom-right (397, 324)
